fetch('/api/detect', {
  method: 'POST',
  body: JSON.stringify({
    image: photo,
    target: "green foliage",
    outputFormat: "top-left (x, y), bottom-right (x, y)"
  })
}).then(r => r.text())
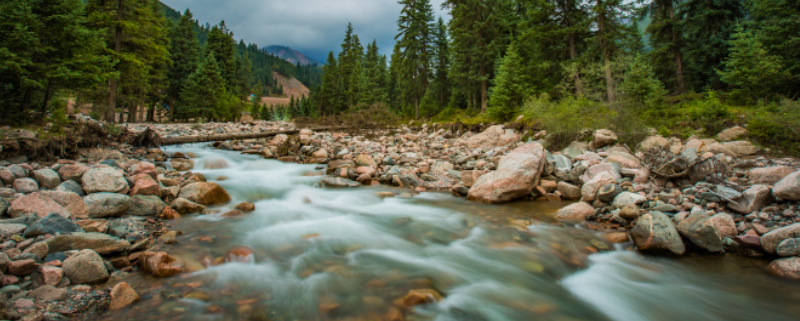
top-left (181, 53), bottom-right (228, 121)
top-left (620, 55), bottom-right (668, 108)
top-left (681, 0), bottom-right (746, 89)
top-left (748, 99), bottom-right (800, 155)
top-left (395, 0), bottom-right (435, 118)
top-left (717, 25), bottom-right (790, 101)
top-left (167, 9), bottom-right (201, 119)
top-left (488, 42), bottom-right (528, 121)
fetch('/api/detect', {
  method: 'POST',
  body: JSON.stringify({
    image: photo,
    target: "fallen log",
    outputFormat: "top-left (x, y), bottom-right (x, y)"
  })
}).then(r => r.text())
top-left (159, 126), bottom-right (350, 146)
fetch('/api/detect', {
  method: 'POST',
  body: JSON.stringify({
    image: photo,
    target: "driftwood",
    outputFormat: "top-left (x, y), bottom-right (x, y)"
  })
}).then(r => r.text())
top-left (158, 126), bottom-right (349, 146)
top-left (644, 146), bottom-right (728, 187)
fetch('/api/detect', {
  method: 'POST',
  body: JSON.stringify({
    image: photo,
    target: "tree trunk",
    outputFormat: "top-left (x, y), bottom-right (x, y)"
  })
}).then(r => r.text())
top-left (168, 93), bottom-right (175, 122)
top-left (480, 65), bottom-right (488, 113)
top-left (598, 1), bottom-right (615, 102)
top-left (41, 80), bottom-right (54, 114)
top-left (566, 0), bottom-right (583, 96)
top-left (414, 97), bottom-right (419, 119)
top-left (105, 0), bottom-right (124, 123)
top-left (668, 4), bottom-right (686, 94)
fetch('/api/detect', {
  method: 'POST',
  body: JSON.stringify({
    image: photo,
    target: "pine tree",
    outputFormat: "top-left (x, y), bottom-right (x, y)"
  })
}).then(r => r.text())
top-left (318, 52), bottom-right (340, 115)
top-left (167, 9), bottom-right (201, 121)
top-left (206, 21), bottom-right (237, 94)
top-left (594, 0), bottom-right (638, 102)
top-left (717, 25), bottom-right (789, 100)
top-left (681, 0), bottom-right (745, 90)
top-left (432, 17), bottom-right (450, 109)
top-left (747, 0), bottom-right (800, 95)
top-left (641, 0), bottom-right (687, 94)
top-left (0, 0), bottom-right (112, 124)
top-left (396, 0), bottom-right (435, 118)
top-left (488, 42), bottom-right (527, 121)
top-left (182, 53), bottom-right (227, 121)
top-left (337, 23), bottom-right (360, 109)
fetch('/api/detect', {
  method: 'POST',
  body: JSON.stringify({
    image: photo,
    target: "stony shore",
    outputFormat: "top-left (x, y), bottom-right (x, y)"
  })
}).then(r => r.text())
top-left (1, 120), bottom-right (799, 319)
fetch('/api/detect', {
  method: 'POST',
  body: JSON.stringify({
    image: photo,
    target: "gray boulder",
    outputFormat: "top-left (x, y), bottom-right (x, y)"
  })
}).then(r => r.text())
top-left (33, 169), bottom-right (61, 190)
top-left (62, 249), bottom-right (108, 284)
top-left (84, 192), bottom-right (132, 218)
top-left (45, 232), bottom-right (130, 255)
top-left (24, 213), bottom-right (83, 238)
top-left (13, 178), bottom-right (39, 194)
top-left (82, 167), bottom-right (129, 194)
top-left (773, 170), bottom-right (800, 201)
top-left (676, 212), bottom-right (724, 253)
top-left (631, 211), bottom-right (686, 255)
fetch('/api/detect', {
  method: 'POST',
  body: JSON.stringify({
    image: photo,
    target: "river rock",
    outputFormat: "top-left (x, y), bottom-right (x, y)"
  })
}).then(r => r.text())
top-left (140, 251), bottom-right (185, 277)
top-left (619, 204), bottom-right (641, 221)
top-left (461, 125), bottom-right (519, 149)
top-left (13, 178), bottom-right (39, 194)
top-left (0, 223), bottom-right (27, 239)
top-left (773, 170), bottom-right (800, 201)
top-left (776, 238), bottom-right (800, 257)
top-left (55, 180), bottom-right (85, 196)
top-left (126, 195), bottom-right (167, 217)
top-left (631, 211), bottom-right (686, 255)
top-left (554, 202), bottom-right (593, 221)
top-left (7, 193), bottom-right (70, 218)
top-left (8, 259), bottom-right (38, 276)
top-left (717, 126), bottom-right (747, 141)
top-left (57, 164), bottom-right (89, 183)
top-left (84, 193), bottom-right (132, 218)
top-left (593, 129), bottom-right (618, 149)
top-left (0, 198), bottom-right (8, 216)
top-left (45, 232), bottom-right (130, 255)
top-left (321, 176), bottom-right (361, 188)
top-left (400, 289), bottom-right (443, 308)
top-left (39, 191), bottom-right (88, 219)
top-left (82, 167), bottom-right (129, 194)
top-left (749, 166), bottom-right (795, 185)
top-left (7, 164), bottom-right (27, 178)
top-left (461, 170), bottom-right (488, 188)
top-left (33, 169), bottom-right (61, 190)
top-left (109, 282), bottom-right (139, 309)
top-left (728, 185), bottom-right (771, 214)
top-left (63, 249), bottom-right (108, 284)
top-left (557, 182), bottom-right (582, 200)
top-left (28, 284), bottom-right (67, 301)
top-left (38, 265), bottom-right (63, 286)
top-left (580, 163), bottom-right (621, 184)
top-left (709, 213), bottom-right (737, 238)
top-left (24, 213), bottom-right (83, 238)
top-left (170, 198), bottom-right (206, 214)
top-left (581, 172), bottom-right (617, 202)
top-left (130, 179), bottom-right (161, 197)
top-left (0, 169), bottom-right (15, 185)
top-left (597, 184), bottom-right (623, 203)
top-left (177, 182), bottom-right (231, 205)
top-left (766, 257), bottom-right (800, 279)
top-left (234, 202), bottom-right (255, 212)
top-left (761, 224), bottom-right (800, 254)
top-left (468, 143), bottom-right (546, 203)
top-left (170, 158), bottom-right (194, 171)
top-left (431, 161), bottom-right (454, 174)
top-left (639, 135), bottom-right (669, 152)
top-left (722, 141), bottom-right (760, 157)
top-left (131, 162), bottom-right (157, 181)
top-left (676, 212), bottom-right (724, 253)
top-left (612, 192), bottom-right (646, 208)
top-left (354, 154), bottom-right (376, 167)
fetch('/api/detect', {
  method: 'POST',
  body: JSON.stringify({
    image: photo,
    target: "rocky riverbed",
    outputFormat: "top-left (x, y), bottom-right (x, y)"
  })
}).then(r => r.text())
top-left (1, 120), bottom-right (800, 320)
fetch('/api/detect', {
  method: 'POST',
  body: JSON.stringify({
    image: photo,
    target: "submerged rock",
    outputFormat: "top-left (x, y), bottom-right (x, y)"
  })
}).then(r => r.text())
top-left (766, 257), bottom-right (800, 279)
top-left (178, 182), bottom-right (231, 205)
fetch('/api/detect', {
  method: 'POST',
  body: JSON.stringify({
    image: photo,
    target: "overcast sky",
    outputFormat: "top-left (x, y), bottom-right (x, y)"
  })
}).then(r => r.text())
top-left (161, 0), bottom-right (450, 63)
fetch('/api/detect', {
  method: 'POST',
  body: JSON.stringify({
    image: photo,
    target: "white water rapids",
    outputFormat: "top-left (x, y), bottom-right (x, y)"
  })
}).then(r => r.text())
top-left (98, 145), bottom-right (800, 321)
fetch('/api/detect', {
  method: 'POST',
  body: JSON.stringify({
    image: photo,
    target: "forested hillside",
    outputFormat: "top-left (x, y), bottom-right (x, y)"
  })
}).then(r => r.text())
top-left (0, 0), bottom-right (321, 125)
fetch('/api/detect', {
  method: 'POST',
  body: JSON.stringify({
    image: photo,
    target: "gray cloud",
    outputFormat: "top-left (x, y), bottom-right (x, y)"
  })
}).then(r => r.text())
top-left (161, 0), bottom-right (449, 63)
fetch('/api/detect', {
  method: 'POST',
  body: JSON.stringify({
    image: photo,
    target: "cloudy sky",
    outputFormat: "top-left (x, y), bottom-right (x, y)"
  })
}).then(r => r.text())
top-left (161, 0), bottom-right (450, 63)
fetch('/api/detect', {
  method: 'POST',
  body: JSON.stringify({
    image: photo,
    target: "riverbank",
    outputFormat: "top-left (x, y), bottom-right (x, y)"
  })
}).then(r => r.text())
top-left (1, 120), bottom-right (799, 319)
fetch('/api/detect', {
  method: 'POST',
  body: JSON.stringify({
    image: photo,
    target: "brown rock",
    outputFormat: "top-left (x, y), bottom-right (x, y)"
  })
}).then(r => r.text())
top-left (631, 211), bottom-right (686, 255)
top-left (557, 182), bottom-right (582, 200)
top-left (554, 202), bottom-right (593, 221)
top-left (8, 259), bottom-right (39, 276)
top-left (130, 179), bottom-right (161, 197)
top-left (234, 202), bottom-right (256, 212)
top-left (400, 289), bottom-right (443, 308)
top-left (170, 158), bottom-right (194, 171)
top-left (131, 162), bottom-right (158, 181)
top-left (177, 182), bottom-right (231, 206)
top-left (459, 125), bottom-right (519, 149)
top-left (766, 257), bottom-right (800, 279)
top-left (619, 204), bottom-right (641, 221)
top-left (28, 284), bottom-right (68, 301)
top-left (140, 251), bottom-right (185, 277)
top-left (221, 209), bottom-right (244, 217)
top-left (749, 166), bottom-right (795, 185)
top-left (171, 198), bottom-right (206, 214)
top-left (159, 206), bottom-right (181, 220)
top-left (62, 249), bottom-right (108, 284)
top-left (461, 170), bottom-right (488, 188)
top-left (760, 223), bottom-right (800, 254)
top-left (57, 164), bottom-right (89, 182)
top-left (38, 191), bottom-right (89, 219)
top-left (227, 246), bottom-right (254, 263)
top-left (76, 219), bottom-right (108, 233)
top-left (468, 143), bottom-right (546, 203)
top-left (39, 265), bottom-right (63, 286)
top-left (109, 282), bottom-right (140, 309)
top-left (7, 193), bottom-right (70, 218)
top-left (604, 232), bottom-right (630, 243)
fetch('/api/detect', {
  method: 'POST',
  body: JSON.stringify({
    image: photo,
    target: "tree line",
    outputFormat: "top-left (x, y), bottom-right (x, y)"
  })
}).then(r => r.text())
top-left (0, 0), bottom-right (321, 125)
top-left (311, 0), bottom-right (799, 120)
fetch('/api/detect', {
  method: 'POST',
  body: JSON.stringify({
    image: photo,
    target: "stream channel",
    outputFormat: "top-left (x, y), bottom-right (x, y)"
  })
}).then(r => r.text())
top-left (97, 144), bottom-right (800, 321)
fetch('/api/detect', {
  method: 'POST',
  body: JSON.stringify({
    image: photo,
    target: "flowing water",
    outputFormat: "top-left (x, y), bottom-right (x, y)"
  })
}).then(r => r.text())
top-left (97, 145), bottom-right (800, 321)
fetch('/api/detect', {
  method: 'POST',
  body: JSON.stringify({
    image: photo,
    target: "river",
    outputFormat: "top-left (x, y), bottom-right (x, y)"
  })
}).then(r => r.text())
top-left (96, 145), bottom-right (800, 321)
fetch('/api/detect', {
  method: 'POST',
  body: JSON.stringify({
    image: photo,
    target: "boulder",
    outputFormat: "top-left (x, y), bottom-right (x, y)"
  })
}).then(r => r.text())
top-left (639, 135), bottom-right (669, 152)
top-left (631, 211), bottom-right (685, 255)
top-left (28, 284), bottom-right (67, 301)
top-left (33, 169), bottom-right (61, 190)
top-left (554, 202), bottom-right (594, 221)
top-left (460, 125), bottom-right (520, 149)
top-left (38, 265), bottom-right (63, 286)
top-left (467, 143), bottom-right (546, 203)
top-left (24, 213), bottom-right (83, 238)
top-left (170, 198), bottom-right (206, 215)
top-left (109, 282), bottom-right (140, 309)
top-left (766, 257), bottom-right (800, 279)
top-left (62, 249), bottom-right (108, 284)
top-left (7, 193), bottom-right (70, 218)
top-left (612, 192), bottom-right (646, 208)
top-left (131, 162), bottom-right (158, 181)
top-left (716, 126), bottom-right (748, 141)
top-left (604, 152), bottom-right (642, 169)
top-left (562, 142), bottom-right (589, 159)
top-left (321, 176), bottom-right (361, 188)
top-left (580, 163), bottom-right (621, 184)
top-left (140, 251), bottom-right (185, 277)
top-left (728, 185), bottom-right (772, 214)
top-left (596, 184), bottom-right (622, 203)
top-left (619, 204), bottom-right (641, 221)
top-left (57, 164), bottom-right (89, 183)
top-left (761, 224), bottom-right (800, 254)
top-left (130, 179), bottom-right (161, 197)
top-left (776, 238), bottom-right (800, 257)
top-left (23, 241), bottom-right (48, 258)
top-left (557, 182), bottom-right (582, 200)
top-left (13, 178), bottom-right (39, 194)
top-left (0, 223), bottom-right (27, 239)
top-left (430, 162), bottom-right (454, 174)
top-left (676, 212), bottom-right (724, 253)
top-left (45, 232), bottom-right (130, 255)
top-left (170, 158), bottom-right (193, 171)
top-left (38, 191), bottom-right (88, 219)
top-left (580, 172), bottom-right (617, 202)
top-left (354, 154), bottom-right (376, 167)
top-left (8, 259), bottom-right (39, 276)
top-left (177, 182), bottom-right (231, 206)
top-left (593, 129), bottom-right (618, 149)
top-left (55, 180), bottom-right (85, 196)
top-left (125, 195), bottom-right (167, 217)
top-left (82, 167), bottom-right (129, 194)
top-left (773, 170), bottom-right (800, 201)
top-left (461, 170), bottom-right (487, 188)
top-left (709, 213), bottom-right (738, 238)
top-left (84, 193), bottom-right (132, 218)
top-left (0, 169), bottom-right (15, 185)
top-left (749, 166), bottom-right (794, 185)
top-left (722, 141), bottom-right (760, 157)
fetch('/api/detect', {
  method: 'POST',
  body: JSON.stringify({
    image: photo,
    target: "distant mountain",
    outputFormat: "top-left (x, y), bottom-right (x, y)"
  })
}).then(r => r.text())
top-left (264, 45), bottom-right (322, 66)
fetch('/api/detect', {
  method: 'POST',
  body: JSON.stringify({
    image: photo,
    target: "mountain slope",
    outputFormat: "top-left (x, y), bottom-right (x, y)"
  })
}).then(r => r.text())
top-left (265, 45), bottom-right (322, 66)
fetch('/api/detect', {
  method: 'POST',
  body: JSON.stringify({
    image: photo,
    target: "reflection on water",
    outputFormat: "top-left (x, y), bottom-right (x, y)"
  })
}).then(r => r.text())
top-left (96, 145), bottom-right (800, 321)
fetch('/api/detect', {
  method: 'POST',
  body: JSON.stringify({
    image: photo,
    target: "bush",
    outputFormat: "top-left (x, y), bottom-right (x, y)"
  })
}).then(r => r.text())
top-left (748, 99), bottom-right (800, 155)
